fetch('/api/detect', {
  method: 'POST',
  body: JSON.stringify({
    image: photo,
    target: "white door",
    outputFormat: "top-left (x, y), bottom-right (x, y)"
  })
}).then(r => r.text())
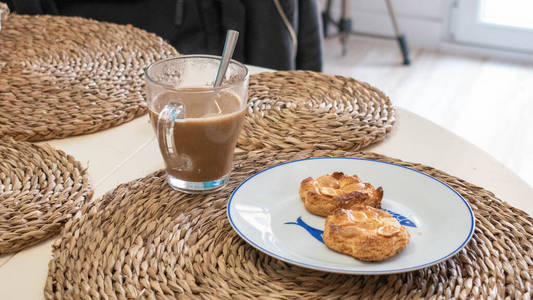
top-left (451, 0), bottom-right (533, 53)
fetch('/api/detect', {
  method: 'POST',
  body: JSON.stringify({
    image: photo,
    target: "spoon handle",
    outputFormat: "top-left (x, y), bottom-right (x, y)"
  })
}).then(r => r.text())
top-left (214, 30), bottom-right (239, 88)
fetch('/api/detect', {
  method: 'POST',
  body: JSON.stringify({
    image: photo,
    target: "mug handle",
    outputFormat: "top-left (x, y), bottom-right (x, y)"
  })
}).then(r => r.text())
top-left (157, 102), bottom-right (185, 162)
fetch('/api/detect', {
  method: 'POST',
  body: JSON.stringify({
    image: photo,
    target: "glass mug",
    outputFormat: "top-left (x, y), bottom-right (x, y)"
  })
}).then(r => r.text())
top-left (144, 55), bottom-right (249, 193)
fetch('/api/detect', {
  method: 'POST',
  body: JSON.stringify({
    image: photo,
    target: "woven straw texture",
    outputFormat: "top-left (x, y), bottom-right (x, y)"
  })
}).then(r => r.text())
top-left (0, 138), bottom-right (93, 254)
top-left (238, 71), bottom-right (395, 151)
top-left (0, 7), bottom-right (177, 142)
top-left (46, 150), bottom-right (532, 299)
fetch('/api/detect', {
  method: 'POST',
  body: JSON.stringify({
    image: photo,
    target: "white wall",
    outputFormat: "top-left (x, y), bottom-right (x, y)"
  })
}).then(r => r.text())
top-left (322, 0), bottom-right (449, 48)
top-left (321, 0), bottom-right (533, 62)
top-left (349, 0), bottom-right (447, 20)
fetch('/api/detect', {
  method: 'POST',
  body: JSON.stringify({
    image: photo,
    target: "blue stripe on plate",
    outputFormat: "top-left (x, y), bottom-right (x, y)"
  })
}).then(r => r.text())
top-left (227, 157), bottom-right (475, 275)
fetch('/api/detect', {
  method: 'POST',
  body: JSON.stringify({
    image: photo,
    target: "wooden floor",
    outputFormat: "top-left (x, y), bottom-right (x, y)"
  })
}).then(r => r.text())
top-left (323, 36), bottom-right (533, 187)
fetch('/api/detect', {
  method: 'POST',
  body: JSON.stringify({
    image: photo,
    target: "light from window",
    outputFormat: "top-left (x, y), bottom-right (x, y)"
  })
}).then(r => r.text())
top-left (480, 0), bottom-right (533, 30)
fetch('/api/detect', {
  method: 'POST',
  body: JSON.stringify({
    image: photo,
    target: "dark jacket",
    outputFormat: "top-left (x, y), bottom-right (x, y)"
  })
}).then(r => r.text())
top-left (6, 0), bottom-right (323, 71)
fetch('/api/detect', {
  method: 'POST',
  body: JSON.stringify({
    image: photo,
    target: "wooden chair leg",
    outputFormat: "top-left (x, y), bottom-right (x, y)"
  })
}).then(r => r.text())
top-left (339, 0), bottom-right (351, 55)
top-left (322, 0), bottom-right (333, 37)
top-left (385, 0), bottom-right (410, 65)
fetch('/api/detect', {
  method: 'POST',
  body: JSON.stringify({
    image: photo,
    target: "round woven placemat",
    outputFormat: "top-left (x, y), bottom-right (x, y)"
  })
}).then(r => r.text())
top-left (0, 138), bottom-right (93, 254)
top-left (0, 6), bottom-right (177, 142)
top-left (237, 71), bottom-right (395, 151)
top-left (45, 150), bottom-right (532, 299)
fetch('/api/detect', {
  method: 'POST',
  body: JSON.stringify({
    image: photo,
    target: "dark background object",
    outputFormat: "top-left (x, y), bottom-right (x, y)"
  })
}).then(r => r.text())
top-left (6, 0), bottom-right (323, 71)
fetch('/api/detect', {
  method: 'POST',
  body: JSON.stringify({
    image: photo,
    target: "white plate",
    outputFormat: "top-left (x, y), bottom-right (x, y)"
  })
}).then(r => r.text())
top-left (227, 157), bottom-right (475, 275)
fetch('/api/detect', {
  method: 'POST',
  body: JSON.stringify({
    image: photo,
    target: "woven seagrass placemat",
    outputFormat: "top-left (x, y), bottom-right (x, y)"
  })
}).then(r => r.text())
top-left (0, 5), bottom-right (177, 141)
top-left (45, 150), bottom-right (532, 299)
top-left (238, 71), bottom-right (395, 151)
top-left (0, 138), bottom-right (93, 254)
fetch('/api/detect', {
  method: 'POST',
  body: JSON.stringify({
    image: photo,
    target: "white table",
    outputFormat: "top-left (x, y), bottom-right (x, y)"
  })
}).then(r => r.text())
top-left (1, 66), bottom-right (531, 299)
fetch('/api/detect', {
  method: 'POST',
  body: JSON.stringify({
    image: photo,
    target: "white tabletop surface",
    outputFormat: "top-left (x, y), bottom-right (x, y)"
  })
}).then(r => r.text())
top-left (0, 66), bottom-right (531, 299)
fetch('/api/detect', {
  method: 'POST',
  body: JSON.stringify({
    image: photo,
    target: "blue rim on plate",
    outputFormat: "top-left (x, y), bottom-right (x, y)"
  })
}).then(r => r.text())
top-left (227, 157), bottom-right (475, 274)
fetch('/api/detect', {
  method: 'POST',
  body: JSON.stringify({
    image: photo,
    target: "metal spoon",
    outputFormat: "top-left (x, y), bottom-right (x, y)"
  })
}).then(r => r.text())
top-left (214, 30), bottom-right (239, 88)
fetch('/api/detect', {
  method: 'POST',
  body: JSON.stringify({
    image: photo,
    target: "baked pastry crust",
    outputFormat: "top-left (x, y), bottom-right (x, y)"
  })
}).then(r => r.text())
top-left (299, 172), bottom-right (383, 217)
top-left (323, 205), bottom-right (410, 261)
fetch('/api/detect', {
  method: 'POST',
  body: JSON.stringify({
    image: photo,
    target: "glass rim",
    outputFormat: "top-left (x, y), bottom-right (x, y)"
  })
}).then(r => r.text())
top-left (144, 55), bottom-right (249, 93)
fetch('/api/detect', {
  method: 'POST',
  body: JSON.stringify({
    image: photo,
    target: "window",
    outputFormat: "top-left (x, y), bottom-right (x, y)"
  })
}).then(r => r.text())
top-left (451, 0), bottom-right (533, 53)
